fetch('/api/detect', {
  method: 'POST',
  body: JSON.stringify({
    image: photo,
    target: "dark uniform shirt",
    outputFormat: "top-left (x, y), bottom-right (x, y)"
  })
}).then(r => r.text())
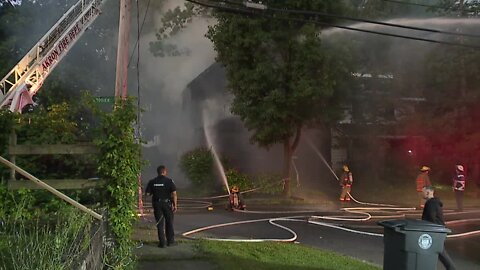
top-left (422, 197), bottom-right (445, 225)
top-left (146, 175), bottom-right (176, 203)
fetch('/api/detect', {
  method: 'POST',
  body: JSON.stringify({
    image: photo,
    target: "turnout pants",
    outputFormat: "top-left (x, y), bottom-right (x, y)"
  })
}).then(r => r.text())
top-left (339, 185), bottom-right (351, 201)
top-left (153, 200), bottom-right (175, 246)
top-left (417, 191), bottom-right (426, 208)
top-left (454, 190), bottom-right (464, 211)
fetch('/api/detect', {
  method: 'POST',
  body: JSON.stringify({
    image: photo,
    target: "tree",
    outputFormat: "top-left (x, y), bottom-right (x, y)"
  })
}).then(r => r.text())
top-left (206, 0), bottom-right (351, 196)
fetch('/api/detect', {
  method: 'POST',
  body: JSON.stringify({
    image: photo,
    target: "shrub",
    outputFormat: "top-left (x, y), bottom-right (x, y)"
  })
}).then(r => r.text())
top-left (254, 173), bottom-right (283, 195)
top-left (225, 168), bottom-right (254, 192)
top-left (180, 147), bottom-right (214, 187)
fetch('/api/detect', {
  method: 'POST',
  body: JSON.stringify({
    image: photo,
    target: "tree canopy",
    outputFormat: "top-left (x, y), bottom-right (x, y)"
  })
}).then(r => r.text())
top-left (206, 0), bottom-right (352, 195)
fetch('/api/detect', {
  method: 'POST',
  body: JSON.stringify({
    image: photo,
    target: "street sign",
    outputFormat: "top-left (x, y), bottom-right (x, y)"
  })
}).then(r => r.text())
top-left (94, 96), bottom-right (115, 104)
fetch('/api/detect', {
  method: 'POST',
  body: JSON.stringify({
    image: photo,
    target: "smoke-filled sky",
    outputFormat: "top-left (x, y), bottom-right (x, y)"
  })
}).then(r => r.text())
top-left (4, 0), bottom-right (480, 189)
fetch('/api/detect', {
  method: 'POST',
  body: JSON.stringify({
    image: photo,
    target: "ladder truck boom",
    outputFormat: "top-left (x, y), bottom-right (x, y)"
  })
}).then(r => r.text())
top-left (0, 0), bottom-right (106, 112)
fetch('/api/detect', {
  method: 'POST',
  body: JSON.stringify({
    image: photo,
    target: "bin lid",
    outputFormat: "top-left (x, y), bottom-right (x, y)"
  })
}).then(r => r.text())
top-left (378, 219), bottom-right (451, 233)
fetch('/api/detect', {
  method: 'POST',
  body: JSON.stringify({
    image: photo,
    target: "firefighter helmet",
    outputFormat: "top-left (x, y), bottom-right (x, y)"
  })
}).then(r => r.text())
top-left (343, 165), bottom-right (350, 172)
top-left (420, 166), bottom-right (430, 172)
top-left (456, 165), bottom-right (464, 172)
top-left (231, 185), bottom-right (239, 193)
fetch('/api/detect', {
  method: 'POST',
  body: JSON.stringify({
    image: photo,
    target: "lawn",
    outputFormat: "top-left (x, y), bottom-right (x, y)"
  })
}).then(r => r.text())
top-left (197, 240), bottom-right (381, 270)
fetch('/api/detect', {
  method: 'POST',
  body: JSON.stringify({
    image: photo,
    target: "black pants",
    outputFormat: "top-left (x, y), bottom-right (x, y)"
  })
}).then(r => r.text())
top-left (454, 190), bottom-right (464, 211)
top-left (153, 201), bottom-right (175, 246)
top-left (439, 248), bottom-right (456, 270)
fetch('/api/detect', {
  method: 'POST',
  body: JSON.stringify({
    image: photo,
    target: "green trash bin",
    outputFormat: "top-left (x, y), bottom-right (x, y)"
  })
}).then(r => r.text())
top-left (378, 219), bottom-right (451, 270)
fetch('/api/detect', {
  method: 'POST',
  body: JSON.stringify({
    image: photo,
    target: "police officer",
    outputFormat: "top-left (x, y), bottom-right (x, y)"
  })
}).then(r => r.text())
top-left (146, 165), bottom-right (177, 248)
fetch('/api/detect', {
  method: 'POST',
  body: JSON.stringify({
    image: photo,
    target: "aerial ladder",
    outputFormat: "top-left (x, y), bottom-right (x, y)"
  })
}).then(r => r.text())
top-left (0, 0), bottom-right (106, 112)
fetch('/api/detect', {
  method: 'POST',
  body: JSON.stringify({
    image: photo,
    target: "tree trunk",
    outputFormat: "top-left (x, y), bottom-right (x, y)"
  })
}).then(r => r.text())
top-left (282, 126), bottom-right (302, 197)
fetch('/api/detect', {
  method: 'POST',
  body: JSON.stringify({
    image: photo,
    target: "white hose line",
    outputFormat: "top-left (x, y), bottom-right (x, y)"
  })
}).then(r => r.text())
top-left (181, 185), bottom-right (271, 201)
top-left (347, 194), bottom-right (398, 207)
top-left (445, 218), bottom-right (480, 239)
top-left (311, 213), bottom-right (371, 222)
top-left (182, 212), bottom-right (480, 243)
top-left (182, 216), bottom-right (306, 242)
top-left (446, 218), bottom-right (480, 226)
top-left (178, 199), bottom-right (213, 209)
top-left (233, 208), bottom-right (326, 214)
top-left (444, 209), bottom-right (480, 216)
top-left (142, 199), bottom-right (213, 210)
top-left (308, 220), bottom-right (384, 237)
top-left (447, 230), bottom-right (480, 238)
top-left (305, 136), bottom-right (403, 208)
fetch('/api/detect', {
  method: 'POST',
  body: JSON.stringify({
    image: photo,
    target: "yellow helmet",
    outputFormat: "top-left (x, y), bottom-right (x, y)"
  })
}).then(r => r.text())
top-left (231, 185), bottom-right (239, 193)
top-left (420, 166), bottom-right (430, 172)
top-left (343, 165), bottom-right (350, 172)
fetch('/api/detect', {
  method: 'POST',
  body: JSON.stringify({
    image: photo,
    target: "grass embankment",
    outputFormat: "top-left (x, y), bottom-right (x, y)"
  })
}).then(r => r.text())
top-left (0, 209), bottom-right (93, 270)
top-left (197, 240), bottom-right (380, 270)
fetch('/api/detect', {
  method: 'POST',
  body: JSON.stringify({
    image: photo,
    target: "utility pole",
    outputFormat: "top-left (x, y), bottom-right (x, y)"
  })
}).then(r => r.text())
top-left (459, 0), bottom-right (467, 98)
top-left (115, 0), bottom-right (131, 99)
top-left (114, 0), bottom-right (144, 215)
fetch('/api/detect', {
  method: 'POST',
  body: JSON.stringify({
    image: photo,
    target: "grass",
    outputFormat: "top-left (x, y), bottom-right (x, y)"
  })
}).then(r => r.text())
top-left (0, 209), bottom-right (92, 270)
top-left (196, 240), bottom-right (381, 270)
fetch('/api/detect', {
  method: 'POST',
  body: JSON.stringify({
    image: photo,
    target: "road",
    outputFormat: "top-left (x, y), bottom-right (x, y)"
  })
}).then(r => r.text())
top-left (168, 201), bottom-right (480, 270)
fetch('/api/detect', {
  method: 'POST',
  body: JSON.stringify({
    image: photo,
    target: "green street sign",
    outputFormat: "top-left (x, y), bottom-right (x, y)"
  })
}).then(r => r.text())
top-left (94, 96), bottom-right (115, 104)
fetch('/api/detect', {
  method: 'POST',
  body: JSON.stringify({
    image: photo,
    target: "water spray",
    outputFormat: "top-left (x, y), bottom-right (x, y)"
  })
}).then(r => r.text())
top-left (305, 136), bottom-right (397, 207)
top-left (202, 109), bottom-right (230, 194)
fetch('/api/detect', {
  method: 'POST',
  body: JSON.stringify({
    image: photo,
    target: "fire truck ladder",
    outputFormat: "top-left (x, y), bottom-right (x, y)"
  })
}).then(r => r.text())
top-left (0, 0), bottom-right (106, 112)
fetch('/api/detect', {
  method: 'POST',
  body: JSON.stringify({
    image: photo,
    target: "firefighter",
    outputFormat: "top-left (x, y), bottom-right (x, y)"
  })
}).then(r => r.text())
top-left (416, 166), bottom-right (431, 208)
top-left (339, 165), bottom-right (353, 202)
top-left (228, 185), bottom-right (246, 210)
top-left (452, 164), bottom-right (466, 211)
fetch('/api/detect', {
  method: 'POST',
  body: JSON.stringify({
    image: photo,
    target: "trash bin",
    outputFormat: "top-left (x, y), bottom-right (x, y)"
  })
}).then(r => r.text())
top-left (378, 219), bottom-right (451, 270)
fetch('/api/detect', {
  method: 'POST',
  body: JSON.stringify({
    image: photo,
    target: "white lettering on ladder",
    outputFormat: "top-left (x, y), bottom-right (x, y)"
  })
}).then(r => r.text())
top-left (41, 4), bottom-right (98, 73)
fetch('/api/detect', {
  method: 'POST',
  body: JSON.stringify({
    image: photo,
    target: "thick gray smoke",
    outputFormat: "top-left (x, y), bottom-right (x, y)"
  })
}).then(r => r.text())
top-left (137, 16), bottom-right (216, 186)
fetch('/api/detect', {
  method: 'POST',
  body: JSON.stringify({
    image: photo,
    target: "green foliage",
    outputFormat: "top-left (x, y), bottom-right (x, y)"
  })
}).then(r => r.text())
top-left (149, 2), bottom-right (199, 57)
top-left (207, 0), bottom-right (349, 147)
top-left (10, 102), bottom-right (96, 180)
top-left (254, 173), bottom-right (283, 195)
top-left (180, 147), bottom-right (214, 186)
top-left (0, 109), bottom-right (14, 180)
top-left (225, 168), bottom-right (254, 192)
top-left (93, 98), bottom-right (142, 269)
top-left (206, 0), bottom-right (351, 195)
top-left (0, 207), bottom-right (92, 270)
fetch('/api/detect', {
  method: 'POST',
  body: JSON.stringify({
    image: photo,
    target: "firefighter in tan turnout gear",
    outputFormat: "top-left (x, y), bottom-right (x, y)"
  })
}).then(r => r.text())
top-left (339, 165), bottom-right (353, 202)
top-left (416, 166), bottom-right (431, 208)
top-left (228, 185), bottom-right (246, 210)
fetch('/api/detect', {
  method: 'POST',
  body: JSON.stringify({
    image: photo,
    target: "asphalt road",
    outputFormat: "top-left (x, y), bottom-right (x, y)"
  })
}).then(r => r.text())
top-left (169, 204), bottom-right (480, 270)
top-left (138, 199), bottom-right (480, 270)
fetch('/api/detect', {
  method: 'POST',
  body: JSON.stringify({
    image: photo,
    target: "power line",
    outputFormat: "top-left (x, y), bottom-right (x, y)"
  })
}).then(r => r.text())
top-left (263, 3), bottom-right (480, 39)
top-left (381, 0), bottom-right (447, 9)
top-left (206, 0), bottom-right (480, 39)
top-left (186, 0), bottom-right (480, 49)
top-left (128, 0), bottom-right (152, 68)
